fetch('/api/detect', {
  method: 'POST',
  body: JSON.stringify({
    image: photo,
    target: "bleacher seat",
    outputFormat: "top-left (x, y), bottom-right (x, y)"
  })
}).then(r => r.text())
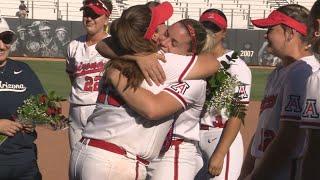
top-left (0, 0), bottom-right (316, 29)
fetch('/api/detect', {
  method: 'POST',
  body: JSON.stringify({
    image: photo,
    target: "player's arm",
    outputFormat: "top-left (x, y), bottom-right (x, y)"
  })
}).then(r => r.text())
top-left (301, 129), bottom-right (320, 180)
top-left (106, 68), bottom-right (184, 120)
top-left (239, 138), bottom-right (256, 180)
top-left (209, 65), bottom-right (252, 176)
top-left (185, 53), bottom-right (220, 80)
top-left (249, 121), bottom-right (306, 180)
top-left (300, 74), bottom-right (320, 180)
top-left (96, 38), bottom-right (118, 59)
top-left (66, 43), bottom-right (76, 84)
top-left (208, 116), bottom-right (242, 176)
top-left (96, 37), bottom-right (166, 86)
top-left (250, 68), bottom-right (313, 179)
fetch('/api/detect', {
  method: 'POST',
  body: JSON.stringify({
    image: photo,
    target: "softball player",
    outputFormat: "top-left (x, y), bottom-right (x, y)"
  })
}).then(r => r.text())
top-left (197, 51), bottom-right (251, 180)
top-left (194, 9), bottom-right (251, 180)
top-left (300, 1), bottom-right (320, 179)
top-left (300, 70), bottom-right (320, 178)
top-left (66, 0), bottom-right (112, 149)
top-left (141, 19), bottom-right (209, 180)
top-left (146, 80), bottom-right (206, 180)
top-left (241, 5), bottom-right (319, 180)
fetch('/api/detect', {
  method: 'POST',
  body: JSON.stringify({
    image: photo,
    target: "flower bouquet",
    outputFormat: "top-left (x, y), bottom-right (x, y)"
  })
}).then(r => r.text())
top-left (204, 52), bottom-right (247, 122)
top-left (0, 91), bottom-right (69, 145)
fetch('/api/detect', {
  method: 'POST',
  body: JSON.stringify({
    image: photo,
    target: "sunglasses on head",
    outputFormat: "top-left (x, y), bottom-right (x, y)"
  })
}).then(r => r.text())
top-left (83, 0), bottom-right (109, 12)
top-left (0, 32), bottom-right (15, 45)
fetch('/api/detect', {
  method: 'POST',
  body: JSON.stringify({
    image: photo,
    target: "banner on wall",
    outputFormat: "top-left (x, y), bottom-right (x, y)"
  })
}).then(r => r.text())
top-left (6, 18), bottom-right (84, 58)
top-left (5, 18), bottom-right (278, 66)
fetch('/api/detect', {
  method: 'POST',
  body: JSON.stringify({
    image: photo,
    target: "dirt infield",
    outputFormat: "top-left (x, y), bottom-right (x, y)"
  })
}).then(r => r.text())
top-left (35, 101), bottom-right (261, 180)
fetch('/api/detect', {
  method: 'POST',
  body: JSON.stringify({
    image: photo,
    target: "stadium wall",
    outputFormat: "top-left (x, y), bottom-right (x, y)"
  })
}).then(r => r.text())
top-left (6, 18), bottom-right (279, 66)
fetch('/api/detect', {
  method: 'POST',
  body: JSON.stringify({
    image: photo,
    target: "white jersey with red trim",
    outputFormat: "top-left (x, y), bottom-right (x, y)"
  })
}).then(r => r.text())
top-left (165, 80), bottom-right (206, 142)
top-left (300, 69), bottom-right (320, 129)
top-left (66, 35), bottom-right (110, 105)
top-left (82, 53), bottom-right (198, 160)
top-left (251, 55), bottom-right (320, 158)
top-left (201, 50), bottom-right (252, 127)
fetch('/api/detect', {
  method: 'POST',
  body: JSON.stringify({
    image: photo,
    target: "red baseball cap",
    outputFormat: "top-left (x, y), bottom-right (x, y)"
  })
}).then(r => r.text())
top-left (199, 12), bottom-right (227, 29)
top-left (144, 1), bottom-right (173, 40)
top-left (80, 0), bottom-right (111, 16)
top-left (251, 10), bottom-right (307, 36)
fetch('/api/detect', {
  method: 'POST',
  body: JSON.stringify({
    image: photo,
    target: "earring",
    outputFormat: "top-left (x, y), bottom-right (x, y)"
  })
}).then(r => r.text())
top-left (315, 31), bottom-right (320, 37)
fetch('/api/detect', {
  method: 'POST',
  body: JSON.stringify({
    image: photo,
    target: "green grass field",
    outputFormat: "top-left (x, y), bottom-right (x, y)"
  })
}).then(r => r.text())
top-left (24, 61), bottom-right (273, 101)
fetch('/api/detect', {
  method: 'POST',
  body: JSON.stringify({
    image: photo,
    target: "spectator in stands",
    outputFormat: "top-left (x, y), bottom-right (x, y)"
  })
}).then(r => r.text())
top-left (0, 16), bottom-right (44, 180)
top-left (240, 4), bottom-right (318, 180)
top-left (66, 0), bottom-right (112, 150)
top-left (17, 0), bottom-right (28, 18)
top-left (38, 21), bottom-right (59, 57)
top-left (300, 1), bottom-right (320, 179)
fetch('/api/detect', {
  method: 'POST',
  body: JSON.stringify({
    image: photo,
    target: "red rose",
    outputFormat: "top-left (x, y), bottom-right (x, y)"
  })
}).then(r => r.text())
top-left (39, 95), bottom-right (47, 104)
top-left (57, 108), bottom-right (62, 114)
top-left (46, 108), bottom-right (54, 116)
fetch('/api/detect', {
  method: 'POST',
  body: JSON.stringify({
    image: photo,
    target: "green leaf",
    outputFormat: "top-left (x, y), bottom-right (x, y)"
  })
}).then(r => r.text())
top-left (0, 135), bottom-right (7, 146)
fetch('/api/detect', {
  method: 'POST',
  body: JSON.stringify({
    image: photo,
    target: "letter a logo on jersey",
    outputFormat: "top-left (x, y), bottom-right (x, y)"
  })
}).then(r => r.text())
top-left (285, 95), bottom-right (302, 112)
top-left (302, 99), bottom-right (319, 118)
top-left (169, 82), bottom-right (190, 94)
top-left (237, 83), bottom-right (249, 99)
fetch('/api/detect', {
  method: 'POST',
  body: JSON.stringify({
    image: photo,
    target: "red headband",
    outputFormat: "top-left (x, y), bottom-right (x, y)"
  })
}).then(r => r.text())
top-left (181, 21), bottom-right (197, 54)
top-left (80, 0), bottom-right (111, 16)
top-left (251, 10), bottom-right (307, 36)
top-left (199, 12), bottom-right (227, 29)
top-left (144, 1), bottom-right (173, 40)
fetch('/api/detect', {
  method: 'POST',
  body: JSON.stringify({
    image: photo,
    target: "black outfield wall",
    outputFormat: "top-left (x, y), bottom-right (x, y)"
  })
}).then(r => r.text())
top-left (6, 18), bottom-right (279, 66)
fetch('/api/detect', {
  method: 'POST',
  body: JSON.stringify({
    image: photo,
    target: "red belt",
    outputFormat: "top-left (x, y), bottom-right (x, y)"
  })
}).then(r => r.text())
top-left (171, 138), bottom-right (184, 146)
top-left (200, 124), bottom-right (211, 130)
top-left (200, 123), bottom-right (225, 130)
top-left (80, 137), bottom-right (149, 165)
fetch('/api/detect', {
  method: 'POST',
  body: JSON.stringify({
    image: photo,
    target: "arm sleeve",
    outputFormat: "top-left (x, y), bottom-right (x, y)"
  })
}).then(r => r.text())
top-left (230, 61), bottom-right (252, 104)
top-left (161, 53), bottom-right (198, 83)
top-left (162, 80), bottom-right (206, 109)
top-left (300, 72), bottom-right (320, 129)
top-left (66, 41), bottom-right (76, 75)
top-left (280, 64), bottom-right (314, 122)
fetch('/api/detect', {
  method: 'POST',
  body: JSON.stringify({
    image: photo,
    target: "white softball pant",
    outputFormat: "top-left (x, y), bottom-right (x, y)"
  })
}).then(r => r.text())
top-left (196, 128), bottom-right (243, 180)
top-left (70, 140), bottom-right (147, 180)
top-left (146, 139), bottom-right (203, 180)
top-left (68, 104), bottom-right (96, 150)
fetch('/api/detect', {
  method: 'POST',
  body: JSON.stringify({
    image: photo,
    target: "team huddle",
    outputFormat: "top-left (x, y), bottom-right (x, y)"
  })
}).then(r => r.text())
top-left (0, 0), bottom-right (319, 180)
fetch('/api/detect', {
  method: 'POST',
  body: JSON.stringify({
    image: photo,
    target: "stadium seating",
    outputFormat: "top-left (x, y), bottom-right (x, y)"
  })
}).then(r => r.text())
top-left (0, 0), bottom-right (316, 29)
